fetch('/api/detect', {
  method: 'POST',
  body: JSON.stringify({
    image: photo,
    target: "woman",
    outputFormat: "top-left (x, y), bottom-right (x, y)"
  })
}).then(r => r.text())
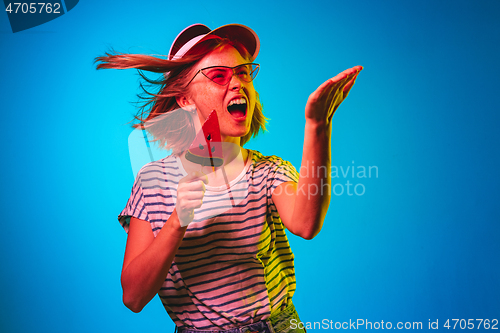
top-left (96, 23), bottom-right (362, 332)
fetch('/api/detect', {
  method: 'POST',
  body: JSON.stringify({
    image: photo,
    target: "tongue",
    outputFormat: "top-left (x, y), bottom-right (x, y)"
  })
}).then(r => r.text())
top-left (230, 110), bottom-right (245, 118)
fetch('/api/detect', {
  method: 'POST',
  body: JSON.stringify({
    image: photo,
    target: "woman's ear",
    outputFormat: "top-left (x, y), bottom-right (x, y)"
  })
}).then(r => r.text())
top-left (176, 95), bottom-right (201, 133)
top-left (176, 95), bottom-right (195, 112)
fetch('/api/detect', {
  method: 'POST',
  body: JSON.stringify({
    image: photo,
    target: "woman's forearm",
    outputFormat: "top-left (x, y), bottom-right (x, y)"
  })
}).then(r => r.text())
top-left (289, 66), bottom-right (361, 239)
top-left (121, 210), bottom-right (186, 312)
top-left (292, 120), bottom-right (332, 239)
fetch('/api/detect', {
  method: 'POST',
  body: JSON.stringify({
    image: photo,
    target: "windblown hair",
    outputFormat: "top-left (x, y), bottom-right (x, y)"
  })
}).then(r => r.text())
top-left (95, 36), bottom-right (266, 154)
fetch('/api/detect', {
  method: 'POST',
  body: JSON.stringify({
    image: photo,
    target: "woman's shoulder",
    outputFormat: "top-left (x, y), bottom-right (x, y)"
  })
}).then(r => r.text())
top-left (247, 149), bottom-right (295, 171)
top-left (135, 154), bottom-right (182, 179)
top-left (247, 150), bottom-right (299, 184)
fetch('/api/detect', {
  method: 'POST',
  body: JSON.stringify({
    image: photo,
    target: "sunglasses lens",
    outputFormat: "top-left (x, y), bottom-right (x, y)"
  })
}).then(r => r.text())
top-left (235, 64), bottom-right (259, 82)
top-left (249, 64), bottom-right (259, 81)
top-left (203, 68), bottom-right (233, 85)
top-left (202, 64), bottom-right (260, 85)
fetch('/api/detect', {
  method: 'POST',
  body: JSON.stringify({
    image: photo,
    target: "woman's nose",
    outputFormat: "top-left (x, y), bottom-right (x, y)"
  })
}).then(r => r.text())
top-left (229, 75), bottom-right (243, 91)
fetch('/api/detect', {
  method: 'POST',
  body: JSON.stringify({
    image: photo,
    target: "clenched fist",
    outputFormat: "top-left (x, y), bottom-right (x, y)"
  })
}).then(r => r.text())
top-left (176, 171), bottom-right (209, 227)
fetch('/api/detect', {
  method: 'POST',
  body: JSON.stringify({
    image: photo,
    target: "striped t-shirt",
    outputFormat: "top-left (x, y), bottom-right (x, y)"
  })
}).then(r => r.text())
top-left (118, 150), bottom-right (299, 329)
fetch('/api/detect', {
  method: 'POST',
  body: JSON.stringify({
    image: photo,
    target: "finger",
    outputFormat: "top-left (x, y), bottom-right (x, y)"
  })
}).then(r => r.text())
top-left (182, 189), bottom-right (206, 201)
top-left (340, 65), bottom-right (363, 77)
top-left (342, 67), bottom-right (362, 97)
top-left (309, 76), bottom-right (340, 101)
top-left (183, 199), bottom-right (204, 210)
top-left (330, 70), bottom-right (362, 115)
top-left (331, 71), bottom-right (358, 102)
top-left (177, 194), bottom-right (205, 209)
top-left (316, 74), bottom-right (348, 105)
top-left (334, 66), bottom-right (362, 91)
top-left (342, 73), bottom-right (359, 98)
top-left (310, 68), bottom-right (360, 104)
top-left (313, 67), bottom-right (359, 98)
top-left (327, 73), bottom-right (349, 89)
top-left (331, 70), bottom-right (357, 90)
top-left (327, 88), bottom-right (346, 120)
top-left (326, 73), bottom-right (357, 116)
top-left (325, 73), bottom-right (352, 103)
top-left (318, 78), bottom-right (348, 120)
top-left (180, 180), bottom-right (207, 194)
top-left (326, 66), bottom-right (362, 87)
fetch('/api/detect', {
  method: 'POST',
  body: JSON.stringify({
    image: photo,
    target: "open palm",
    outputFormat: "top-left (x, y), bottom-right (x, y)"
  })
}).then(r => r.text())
top-left (305, 65), bottom-right (363, 125)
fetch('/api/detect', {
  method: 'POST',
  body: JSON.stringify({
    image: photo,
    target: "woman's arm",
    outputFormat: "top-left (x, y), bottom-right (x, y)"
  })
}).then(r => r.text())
top-left (273, 66), bottom-right (363, 240)
top-left (121, 213), bottom-right (186, 312)
top-left (121, 171), bottom-right (207, 312)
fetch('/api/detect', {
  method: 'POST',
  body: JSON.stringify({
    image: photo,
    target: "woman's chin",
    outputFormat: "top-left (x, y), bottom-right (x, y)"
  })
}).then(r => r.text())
top-left (221, 129), bottom-right (250, 144)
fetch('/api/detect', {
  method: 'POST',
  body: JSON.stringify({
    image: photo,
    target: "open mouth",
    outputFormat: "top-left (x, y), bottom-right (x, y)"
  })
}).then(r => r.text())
top-left (227, 97), bottom-right (247, 119)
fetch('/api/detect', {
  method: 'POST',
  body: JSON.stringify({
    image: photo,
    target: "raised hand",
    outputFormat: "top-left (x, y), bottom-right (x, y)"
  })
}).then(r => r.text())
top-left (305, 66), bottom-right (363, 126)
top-left (176, 171), bottom-right (209, 227)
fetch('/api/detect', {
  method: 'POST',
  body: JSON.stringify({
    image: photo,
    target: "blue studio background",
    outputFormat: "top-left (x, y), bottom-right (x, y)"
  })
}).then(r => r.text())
top-left (1, 0), bottom-right (499, 332)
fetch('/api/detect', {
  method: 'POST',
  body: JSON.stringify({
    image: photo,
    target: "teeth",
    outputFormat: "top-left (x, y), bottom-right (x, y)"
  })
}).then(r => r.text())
top-left (228, 98), bottom-right (247, 107)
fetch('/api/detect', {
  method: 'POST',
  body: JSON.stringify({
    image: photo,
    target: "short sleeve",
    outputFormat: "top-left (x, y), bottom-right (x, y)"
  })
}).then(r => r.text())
top-left (118, 173), bottom-right (150, 233)
top-left (267, 156), bottom-right (299, 197)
